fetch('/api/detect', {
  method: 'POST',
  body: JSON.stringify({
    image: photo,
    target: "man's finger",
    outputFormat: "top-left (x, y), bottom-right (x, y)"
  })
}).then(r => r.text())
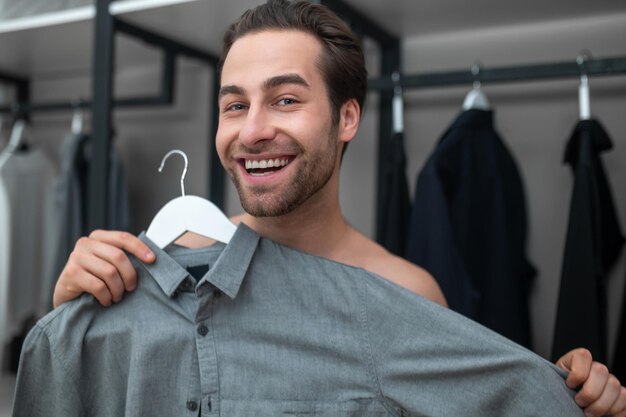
top-left (55, 266), bottom-right (113, 307)
top-left (583, 374), bottom-right (620, 417)
top-left (557, 348), bottom-right (593, 389)
top-left (607, 386), bottom-right (626, 417)
top-left (77, 238), bottom-right (139, 292)
top-left (69, 250), bottom-right (126, 303)
top-left (89, 230), bottom-right (155, 264)
top-left (575, 362), bottom-right (609, 408)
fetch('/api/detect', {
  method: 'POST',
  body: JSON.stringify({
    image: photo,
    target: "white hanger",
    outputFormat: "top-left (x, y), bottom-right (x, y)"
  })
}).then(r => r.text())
top-left (463, 63), bottom-right (490, 111)
top-left (577, 53), bottom-right (591, 120)
top-left (0, 117), bottom-right (27, 170)
top-left (392, 71), bottom-right (404, 134)
top-left (145, 149), bottom-right (236, 248)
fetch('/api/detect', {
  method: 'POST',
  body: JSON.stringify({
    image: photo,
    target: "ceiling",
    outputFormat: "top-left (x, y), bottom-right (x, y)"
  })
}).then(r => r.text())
top-left (113, 0), bottom-right (626, 64)
top-left (3, 0), bottom-right (626, 38)
top-left (342, 0), bottom-right (626, 38)
top-left (0, 0), bottom-right (625, 78)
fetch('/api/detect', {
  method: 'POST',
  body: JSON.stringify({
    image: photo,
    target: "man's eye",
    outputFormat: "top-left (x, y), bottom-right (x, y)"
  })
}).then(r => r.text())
top-left (225, 103), bottom-right (246, 112)
top-left (277, 97), bottom-right (297, 106)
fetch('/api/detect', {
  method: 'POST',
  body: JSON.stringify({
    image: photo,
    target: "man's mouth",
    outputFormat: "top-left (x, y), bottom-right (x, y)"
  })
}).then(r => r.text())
top-left (243, 158), bottom-right (291, 176)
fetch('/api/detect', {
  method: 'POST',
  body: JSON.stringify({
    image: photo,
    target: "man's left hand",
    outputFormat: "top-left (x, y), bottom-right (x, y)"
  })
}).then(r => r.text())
top-left (557, 348), bottom-right (626, 417)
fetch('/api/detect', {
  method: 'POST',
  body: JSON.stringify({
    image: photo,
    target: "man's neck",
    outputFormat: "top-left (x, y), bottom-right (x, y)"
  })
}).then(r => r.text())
top-left (240, 195), bottom-right (350, 260)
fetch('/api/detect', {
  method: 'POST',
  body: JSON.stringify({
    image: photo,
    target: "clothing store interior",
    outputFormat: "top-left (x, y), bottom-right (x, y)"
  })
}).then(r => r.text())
top-left (1, 0), bottom-right (626, 414)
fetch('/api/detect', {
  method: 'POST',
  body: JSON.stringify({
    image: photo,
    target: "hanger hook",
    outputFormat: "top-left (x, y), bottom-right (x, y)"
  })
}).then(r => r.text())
top-left (392, 71), bottom-right (402, 96)
top-left (158, 149), bottom-right (188, 197)
top-left (71, 99), bottom-right (83, 135)
top-left (471, 61), bottom-right (482, 89)
top-left (576, 50), bottom-right (592, 76)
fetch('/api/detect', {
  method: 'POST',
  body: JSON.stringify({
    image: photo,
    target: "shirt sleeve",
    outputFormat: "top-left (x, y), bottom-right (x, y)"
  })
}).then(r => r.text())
top-left (12, 323), bottom-right (84, 417)
top-left (360, 275), bottom-right (585, 417)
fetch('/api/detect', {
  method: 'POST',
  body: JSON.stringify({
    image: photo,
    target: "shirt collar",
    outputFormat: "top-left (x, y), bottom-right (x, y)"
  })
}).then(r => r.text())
top-left (138, 223), bottom-right (260, 299)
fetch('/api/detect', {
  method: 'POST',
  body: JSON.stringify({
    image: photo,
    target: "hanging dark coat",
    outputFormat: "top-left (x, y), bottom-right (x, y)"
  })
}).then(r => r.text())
top-left (551, 119), bottom-right (624, 363)
top-left (406, 109), bottom-right (535, 347)
top-left (377, 131), bottom-right (412, 257)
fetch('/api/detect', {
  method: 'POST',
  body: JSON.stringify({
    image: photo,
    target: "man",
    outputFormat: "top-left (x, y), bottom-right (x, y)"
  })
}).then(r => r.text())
top-left (17, 0), bottom-right (625, 416)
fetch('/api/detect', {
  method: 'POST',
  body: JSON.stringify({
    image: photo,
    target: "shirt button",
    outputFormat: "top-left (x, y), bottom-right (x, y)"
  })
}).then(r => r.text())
top-left (197, 324), bottom-right (209, 336)
top-left (186, 400), bottom-right (198, 411)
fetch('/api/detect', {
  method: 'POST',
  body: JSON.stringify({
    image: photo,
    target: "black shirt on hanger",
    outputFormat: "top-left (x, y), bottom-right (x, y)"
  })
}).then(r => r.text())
top-left (551, 119), bottom-right (624, 363)
top-left (377, 131), bottom-right (411, 257)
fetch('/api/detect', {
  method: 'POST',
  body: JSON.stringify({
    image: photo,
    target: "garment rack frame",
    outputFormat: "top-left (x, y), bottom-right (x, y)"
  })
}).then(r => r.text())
top-left (1, 0), bottom-right (626, 240)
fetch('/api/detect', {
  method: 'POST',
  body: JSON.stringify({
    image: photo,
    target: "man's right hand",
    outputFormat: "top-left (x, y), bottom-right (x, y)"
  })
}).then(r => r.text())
top-left (53, 230), bottom-right (156, 308)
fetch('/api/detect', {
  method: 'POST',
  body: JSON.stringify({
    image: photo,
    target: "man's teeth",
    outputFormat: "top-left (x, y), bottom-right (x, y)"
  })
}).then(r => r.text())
top-left (245, 159), bottom-right (289, 170)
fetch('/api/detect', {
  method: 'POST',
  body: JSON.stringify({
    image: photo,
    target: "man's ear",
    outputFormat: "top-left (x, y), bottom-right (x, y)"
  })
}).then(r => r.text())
top-left (338, 98), bottom-right (360, 144)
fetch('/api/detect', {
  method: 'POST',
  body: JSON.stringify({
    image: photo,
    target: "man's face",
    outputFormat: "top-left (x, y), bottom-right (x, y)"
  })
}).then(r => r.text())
top-left (216, 30), bottom-right (341, 217)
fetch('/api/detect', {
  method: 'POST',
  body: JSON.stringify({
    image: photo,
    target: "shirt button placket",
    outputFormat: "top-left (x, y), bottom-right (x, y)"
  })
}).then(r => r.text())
top-left (195, 288), bottom-right (220, 415)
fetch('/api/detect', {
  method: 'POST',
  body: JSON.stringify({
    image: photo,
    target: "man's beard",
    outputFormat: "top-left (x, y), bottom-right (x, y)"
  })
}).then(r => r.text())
top-left (228, 129), bottom-right (338, 218)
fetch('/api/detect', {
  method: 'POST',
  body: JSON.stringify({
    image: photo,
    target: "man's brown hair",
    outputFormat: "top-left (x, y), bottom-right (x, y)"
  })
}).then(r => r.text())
top-left (219, 0), bottom-right (367, 125)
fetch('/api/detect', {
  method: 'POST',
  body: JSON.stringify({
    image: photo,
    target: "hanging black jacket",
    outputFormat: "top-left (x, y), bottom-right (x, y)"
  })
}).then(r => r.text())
top-left (406, 109), bottom-right (535, 347)
top-left (377, 131), bottom-right (411, 256)
top-left (551, 119), bottom-right (624, 363)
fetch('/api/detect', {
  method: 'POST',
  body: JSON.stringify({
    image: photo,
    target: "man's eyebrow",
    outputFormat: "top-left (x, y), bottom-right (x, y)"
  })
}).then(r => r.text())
top-left (219, 74), bottom-right (309, 98)
top-left (263, 74), bottom-right (310, 91)
top-left (219, 84), bottom-right (246, 98)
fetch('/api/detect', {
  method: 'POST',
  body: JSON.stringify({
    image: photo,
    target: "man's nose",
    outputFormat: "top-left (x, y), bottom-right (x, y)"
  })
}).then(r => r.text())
top-left (238, 107), bottom-right (276, 147)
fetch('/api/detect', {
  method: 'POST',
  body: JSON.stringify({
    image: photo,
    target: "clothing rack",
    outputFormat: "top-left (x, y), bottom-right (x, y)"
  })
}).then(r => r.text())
top-left (2, 0), bottom-right (624, 238)
top-left (368, 55), bottom-right (626, 243)
top-left (0, 0), bottom-right (221, 231)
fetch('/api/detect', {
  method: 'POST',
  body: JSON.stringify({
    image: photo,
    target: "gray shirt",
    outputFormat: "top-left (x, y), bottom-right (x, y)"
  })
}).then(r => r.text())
top-left (13, 224), bottom-right (583, 417)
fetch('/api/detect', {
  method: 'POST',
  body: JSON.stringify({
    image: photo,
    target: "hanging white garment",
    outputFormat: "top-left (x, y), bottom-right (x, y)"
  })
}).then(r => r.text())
top-left (0, 177), bottom-right (11, 372)
top-left (0, 146), bottom-right (58, 370)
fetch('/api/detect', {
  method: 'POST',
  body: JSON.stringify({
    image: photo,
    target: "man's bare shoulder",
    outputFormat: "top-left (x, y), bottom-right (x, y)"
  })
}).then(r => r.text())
top-left (343, 229), bottom-right (447, 307)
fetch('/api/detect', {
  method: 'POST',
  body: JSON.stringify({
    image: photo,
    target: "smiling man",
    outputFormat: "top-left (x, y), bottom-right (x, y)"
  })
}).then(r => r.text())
top-left (13, 1), bottom-right (626, 416)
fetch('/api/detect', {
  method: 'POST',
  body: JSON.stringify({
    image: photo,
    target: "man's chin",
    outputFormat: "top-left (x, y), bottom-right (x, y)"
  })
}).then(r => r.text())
top-left (241, 202), bottom-right (292, 218)
top-left (238, 190), bottom-right (305, 218)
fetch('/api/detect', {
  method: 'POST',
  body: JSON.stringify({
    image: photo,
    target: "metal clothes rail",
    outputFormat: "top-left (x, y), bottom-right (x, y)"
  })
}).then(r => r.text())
top-left (368, 56), bottom-right (626, 91)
